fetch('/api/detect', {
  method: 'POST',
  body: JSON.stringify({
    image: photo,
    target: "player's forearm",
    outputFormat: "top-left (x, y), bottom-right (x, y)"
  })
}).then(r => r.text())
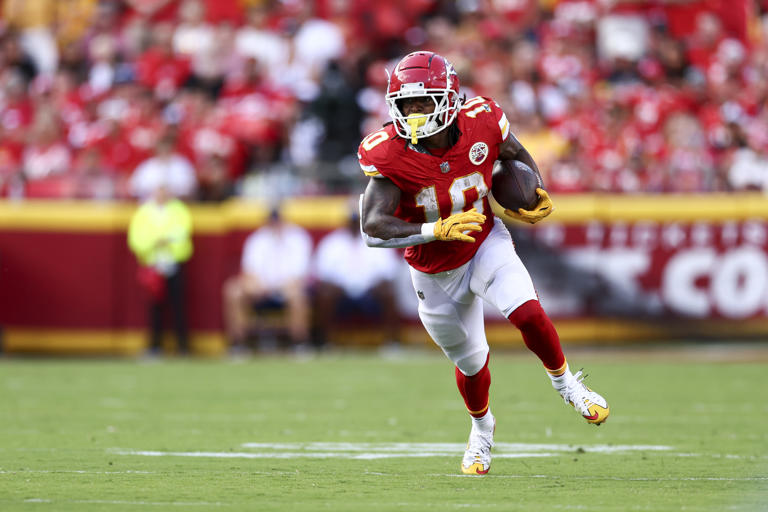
top-left (509, 147), bottom-right (545, 188)
top-left (361, 214), bottom-right (435, 248)
top-left (498, 134), bottom-right (545, 188)
top-left (359, 183), bottom-right (436, 248)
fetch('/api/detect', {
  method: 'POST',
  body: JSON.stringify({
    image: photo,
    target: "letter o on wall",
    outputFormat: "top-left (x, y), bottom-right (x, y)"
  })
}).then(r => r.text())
top-left (662, 249), bottom-right (716, 317)
top-left (711, 247), bottom-right (768, 318)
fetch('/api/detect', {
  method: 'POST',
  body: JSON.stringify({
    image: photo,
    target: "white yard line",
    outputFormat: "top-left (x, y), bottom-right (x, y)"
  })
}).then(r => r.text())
top-left (111, 442), bottom-right (673, 460)
top-left (112, 450), bottom-right (559, 459)
top-left (430, 474), bottom-right (768, 482)
top-left (110, 442), bottom-right (765, 462)
top-left (1, 469), bottom-right (155, 474)
top-left (24, 499), bottom-right (225, 506)
top-left (240, 442), bottom-right (672, 453)
top-left (672, 452), bottom-right (768, 459)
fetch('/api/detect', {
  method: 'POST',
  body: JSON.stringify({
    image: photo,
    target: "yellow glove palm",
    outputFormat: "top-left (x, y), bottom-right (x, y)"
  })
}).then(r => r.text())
top-left (434, 208), bottom-right (486, 243)
top-left (504, 188), bottom-right (554, 224)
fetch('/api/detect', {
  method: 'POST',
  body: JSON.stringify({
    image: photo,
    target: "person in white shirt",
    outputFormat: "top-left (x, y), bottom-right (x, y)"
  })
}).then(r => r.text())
top-left (172, 0), bottom-right (214, 57)
top-left (291, 5), bottom-right (345, 85)
top-left (312, 210), bottom-right (402, 347)
top-left (234, 5), bottom-right (290, 84)
top-left (223, 207), bottom-right (312, 349)
top-left (129, 135), bottom-right (197, 200)
top-left (728, 130), bottom-right (768, 192)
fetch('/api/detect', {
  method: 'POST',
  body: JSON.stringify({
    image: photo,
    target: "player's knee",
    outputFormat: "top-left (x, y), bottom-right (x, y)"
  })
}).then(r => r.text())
top-left (508, 299), bottom-right (550, 332)
top-left (455, 348), bottom-right (489, 377)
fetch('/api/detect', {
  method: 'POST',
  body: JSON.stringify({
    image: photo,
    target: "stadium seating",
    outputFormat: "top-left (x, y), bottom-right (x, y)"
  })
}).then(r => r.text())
top-left (0, 0), bottom-right (765, 201)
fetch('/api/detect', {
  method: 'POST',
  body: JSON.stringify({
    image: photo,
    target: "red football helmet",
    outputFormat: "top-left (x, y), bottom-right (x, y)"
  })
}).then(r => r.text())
top-left (386, 51), bottom-right (461, 141)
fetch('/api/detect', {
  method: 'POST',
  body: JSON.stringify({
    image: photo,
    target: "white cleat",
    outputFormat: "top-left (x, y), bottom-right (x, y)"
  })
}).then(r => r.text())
top-left (559, 370), bottom-right (610, 425)
top-left (461, 417), bottom-right (495, 475)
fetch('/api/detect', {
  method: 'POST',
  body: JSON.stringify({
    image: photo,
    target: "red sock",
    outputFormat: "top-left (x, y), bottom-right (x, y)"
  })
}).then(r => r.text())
top-left (455, 355), bottom-right (491, 418)
top-left (507, 299), bottom-right (566, 372)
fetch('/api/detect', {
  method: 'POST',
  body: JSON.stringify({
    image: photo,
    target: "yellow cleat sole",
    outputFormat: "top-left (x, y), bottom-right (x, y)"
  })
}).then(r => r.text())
top-left (585, 404), bottom-right (610, 425)
top-left (461, 462), bottom-right (490, 475)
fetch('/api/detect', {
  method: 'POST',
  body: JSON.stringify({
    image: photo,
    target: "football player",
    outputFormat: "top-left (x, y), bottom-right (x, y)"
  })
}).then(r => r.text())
top-left (358, 51), bottom-right (609, 475)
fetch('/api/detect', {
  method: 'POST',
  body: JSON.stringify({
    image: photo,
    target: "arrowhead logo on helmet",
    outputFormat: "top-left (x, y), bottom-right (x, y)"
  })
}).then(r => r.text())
top-left (385, 51), bottom-right (462, 143)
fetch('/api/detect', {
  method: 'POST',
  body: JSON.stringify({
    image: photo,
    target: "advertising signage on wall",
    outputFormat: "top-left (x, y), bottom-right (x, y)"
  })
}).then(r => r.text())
top-left (520, 220), bottom-right (768, 320)
top-left (0, 196), bottom-right (767, 353)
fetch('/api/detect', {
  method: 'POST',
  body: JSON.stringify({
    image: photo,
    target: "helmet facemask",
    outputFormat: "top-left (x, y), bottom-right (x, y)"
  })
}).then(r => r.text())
top-left (386, 85), bottom-right (460, 144)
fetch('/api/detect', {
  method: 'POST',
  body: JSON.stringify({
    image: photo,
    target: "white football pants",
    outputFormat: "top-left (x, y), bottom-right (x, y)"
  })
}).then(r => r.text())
top-left (409, 217), bottom-right (538, 376)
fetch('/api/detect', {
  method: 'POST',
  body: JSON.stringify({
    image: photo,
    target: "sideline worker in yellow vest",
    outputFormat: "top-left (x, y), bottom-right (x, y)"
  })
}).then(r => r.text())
top-left (128, 185), bottom-right (193, 356)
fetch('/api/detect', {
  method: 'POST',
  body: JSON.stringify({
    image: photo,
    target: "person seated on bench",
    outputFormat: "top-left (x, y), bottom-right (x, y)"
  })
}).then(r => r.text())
top-left (311, 208), bottom-right (403, 349)
top-left (223, 206), bottom-right (312, 351)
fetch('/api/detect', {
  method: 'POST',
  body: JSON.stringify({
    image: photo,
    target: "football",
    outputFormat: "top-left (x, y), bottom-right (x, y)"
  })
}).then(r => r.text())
top-left (490, 160), bottom-right (542, 212)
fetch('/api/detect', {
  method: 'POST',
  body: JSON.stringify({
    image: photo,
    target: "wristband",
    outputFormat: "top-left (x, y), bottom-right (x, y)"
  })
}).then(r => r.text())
top-left (421, 222), bottom-right (437, 242)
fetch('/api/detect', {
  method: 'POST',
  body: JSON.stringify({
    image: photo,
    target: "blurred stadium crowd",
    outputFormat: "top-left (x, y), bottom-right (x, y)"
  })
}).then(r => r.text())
top-left (1, 0), bottom-right (767, 202)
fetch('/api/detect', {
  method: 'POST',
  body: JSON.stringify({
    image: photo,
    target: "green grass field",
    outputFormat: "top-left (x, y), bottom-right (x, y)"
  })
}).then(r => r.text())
top-left (1, 346), bottom-right (766, 511)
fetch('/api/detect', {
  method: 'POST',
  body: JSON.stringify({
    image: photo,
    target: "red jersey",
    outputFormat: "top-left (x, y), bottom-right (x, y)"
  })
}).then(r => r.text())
top-left (358, 96), bottom-right (510, 273)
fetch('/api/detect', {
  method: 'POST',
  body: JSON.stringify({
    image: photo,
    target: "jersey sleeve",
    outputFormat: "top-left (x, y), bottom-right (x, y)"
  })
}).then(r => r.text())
top-left (488, 98), bottom-right (511, 145)
top-left (357, 128), bottom-right (391, 179)
top-left (461, 96), bottom-right (511, 146)
top-left (358, 149), bottom-right (382, 178)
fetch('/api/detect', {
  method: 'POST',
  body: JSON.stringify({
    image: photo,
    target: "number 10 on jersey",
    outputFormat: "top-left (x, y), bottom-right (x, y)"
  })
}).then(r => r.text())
top-left (415, 172), bottom-right (488, 222)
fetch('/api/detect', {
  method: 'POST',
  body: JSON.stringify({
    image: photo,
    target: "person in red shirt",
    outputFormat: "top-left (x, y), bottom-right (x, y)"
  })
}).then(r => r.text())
top-left (358, 51), bottom-right (610, 475)
top-left (135, 22), bottom-right (191, 101)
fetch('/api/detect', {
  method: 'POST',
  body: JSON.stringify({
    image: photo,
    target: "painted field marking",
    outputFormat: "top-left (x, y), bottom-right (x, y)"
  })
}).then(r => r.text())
top-left (240, 442), bottom-right (672, 453)
top-left (111, 442), bottom-right (672, 460)
top-left (429, 474), bottom-right (768, 482)
top-left (113, 450), bottom-right (557, 460)
top-left (24, 499), bottom-right (224, 507)
top-left (1, 469), bottom-right (155, 475)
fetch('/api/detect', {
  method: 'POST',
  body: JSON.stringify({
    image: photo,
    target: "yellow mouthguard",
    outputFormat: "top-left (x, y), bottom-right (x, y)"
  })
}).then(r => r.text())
top-left (406, 114), bottom-right (427, 144)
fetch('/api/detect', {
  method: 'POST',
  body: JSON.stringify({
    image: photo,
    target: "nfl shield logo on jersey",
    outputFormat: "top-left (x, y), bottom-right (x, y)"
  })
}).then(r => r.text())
top-left (469, 142), bottom-right (489, 165)
top-left (440, 162), bottom-right (450, 174)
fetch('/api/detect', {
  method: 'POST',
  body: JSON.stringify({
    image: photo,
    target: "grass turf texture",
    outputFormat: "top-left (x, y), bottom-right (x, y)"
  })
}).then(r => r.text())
top-left (0, 349), bottom-right (766, 511)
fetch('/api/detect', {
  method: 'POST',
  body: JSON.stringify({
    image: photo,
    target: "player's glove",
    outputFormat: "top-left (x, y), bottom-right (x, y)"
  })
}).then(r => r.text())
top-left (432, 208), bottom-right (486, 243)
top-left (504, 188), bottom-right (554, 224)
